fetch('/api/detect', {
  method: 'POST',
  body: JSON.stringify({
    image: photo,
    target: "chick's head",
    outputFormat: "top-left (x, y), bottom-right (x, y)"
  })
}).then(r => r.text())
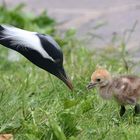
top-left (87, 68), bottom-right (112, 89)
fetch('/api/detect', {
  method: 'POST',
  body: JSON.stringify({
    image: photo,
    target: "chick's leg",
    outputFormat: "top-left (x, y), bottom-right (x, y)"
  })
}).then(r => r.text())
top-left (120, 105), bottom-right (126, 117)
top-left (134, 104), bottom-right (140, 115)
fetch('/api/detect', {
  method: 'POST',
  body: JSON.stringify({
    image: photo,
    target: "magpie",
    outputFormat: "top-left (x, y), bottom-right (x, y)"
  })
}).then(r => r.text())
top-left (0, 25), bottom-right (73, 90)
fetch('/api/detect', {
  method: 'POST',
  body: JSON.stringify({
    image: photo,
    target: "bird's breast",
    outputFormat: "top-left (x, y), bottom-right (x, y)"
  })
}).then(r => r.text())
top-left (99, 86), bottom-right (113, 100)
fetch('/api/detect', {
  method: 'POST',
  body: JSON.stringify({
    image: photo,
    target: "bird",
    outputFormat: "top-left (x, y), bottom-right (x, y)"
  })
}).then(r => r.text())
top-left (87, 68), bottom-right (140, 116)
top-left (0, 25), bottom-right (73, 90)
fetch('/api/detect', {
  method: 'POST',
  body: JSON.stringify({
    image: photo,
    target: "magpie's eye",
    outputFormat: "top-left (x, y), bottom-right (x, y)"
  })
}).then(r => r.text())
top-left (55, 59), bottom-right (61, 63)
top-left (55, 59), bottom-right (63, 67)
top-left (96, 78), bottom-right (101, 82)
top-left (55, 59), bottom-right (62, 65)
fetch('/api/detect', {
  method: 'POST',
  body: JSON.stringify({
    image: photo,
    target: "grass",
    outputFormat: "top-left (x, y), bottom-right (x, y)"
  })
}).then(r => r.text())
top-left (0, 4), bottom-right (140, 140)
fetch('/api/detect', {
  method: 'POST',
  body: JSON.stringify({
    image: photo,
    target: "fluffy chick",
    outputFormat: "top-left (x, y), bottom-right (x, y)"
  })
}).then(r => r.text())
top-left (87, 68), bottom-right (140, 116)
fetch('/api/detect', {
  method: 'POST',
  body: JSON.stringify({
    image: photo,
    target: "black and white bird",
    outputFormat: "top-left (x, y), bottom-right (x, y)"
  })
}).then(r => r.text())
top-left (0, 25), bottom-right (73, 90)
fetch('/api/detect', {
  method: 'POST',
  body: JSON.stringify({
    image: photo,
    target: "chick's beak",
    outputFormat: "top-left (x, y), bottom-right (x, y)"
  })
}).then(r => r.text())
top-left (58, 68), bottom-right (73, 90)
top-left (86, 82), bottom-right (97, 89)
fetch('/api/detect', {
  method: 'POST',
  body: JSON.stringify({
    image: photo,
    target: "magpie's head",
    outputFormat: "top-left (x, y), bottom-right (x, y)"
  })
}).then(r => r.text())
top-left (36, 34), bottom-right (73, 90)
top-left (44, 57), bottom-right (73, 90)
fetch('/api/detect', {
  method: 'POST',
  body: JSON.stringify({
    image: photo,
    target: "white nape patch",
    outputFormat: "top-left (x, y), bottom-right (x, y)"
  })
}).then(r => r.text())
top-left (1, 25), bottom-right (55, 61)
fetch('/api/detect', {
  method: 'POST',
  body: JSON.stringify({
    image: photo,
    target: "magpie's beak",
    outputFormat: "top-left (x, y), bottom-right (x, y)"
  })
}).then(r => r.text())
top-left (57, 68), bottom-right (73, 90)
top-left (86, 82), bottom-right (97, 89)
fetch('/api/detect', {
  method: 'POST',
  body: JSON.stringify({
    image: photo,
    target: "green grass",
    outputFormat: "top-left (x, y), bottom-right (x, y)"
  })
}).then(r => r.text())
top-left (0, 4), bottom-right (140, 140)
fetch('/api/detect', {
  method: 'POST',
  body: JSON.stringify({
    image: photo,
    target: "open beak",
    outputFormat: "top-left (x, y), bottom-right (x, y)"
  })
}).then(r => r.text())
top-left (86, 82), bottom-right (97, 89)
top-left (58, 68), bottom-right (73, 91)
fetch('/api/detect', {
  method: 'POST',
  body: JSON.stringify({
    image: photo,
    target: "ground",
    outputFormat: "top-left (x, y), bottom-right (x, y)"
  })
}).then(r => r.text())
top-left (0, 1), bottom-right (140, 140)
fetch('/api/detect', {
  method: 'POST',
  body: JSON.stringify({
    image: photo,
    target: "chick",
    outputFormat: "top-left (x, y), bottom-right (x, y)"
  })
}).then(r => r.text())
top-left (87, 68), bottom-right (140, 116)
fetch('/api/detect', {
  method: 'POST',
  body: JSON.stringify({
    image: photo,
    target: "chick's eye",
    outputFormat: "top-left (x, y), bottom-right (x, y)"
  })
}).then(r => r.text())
top-left (96, 78), bottom-right (101, 82)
